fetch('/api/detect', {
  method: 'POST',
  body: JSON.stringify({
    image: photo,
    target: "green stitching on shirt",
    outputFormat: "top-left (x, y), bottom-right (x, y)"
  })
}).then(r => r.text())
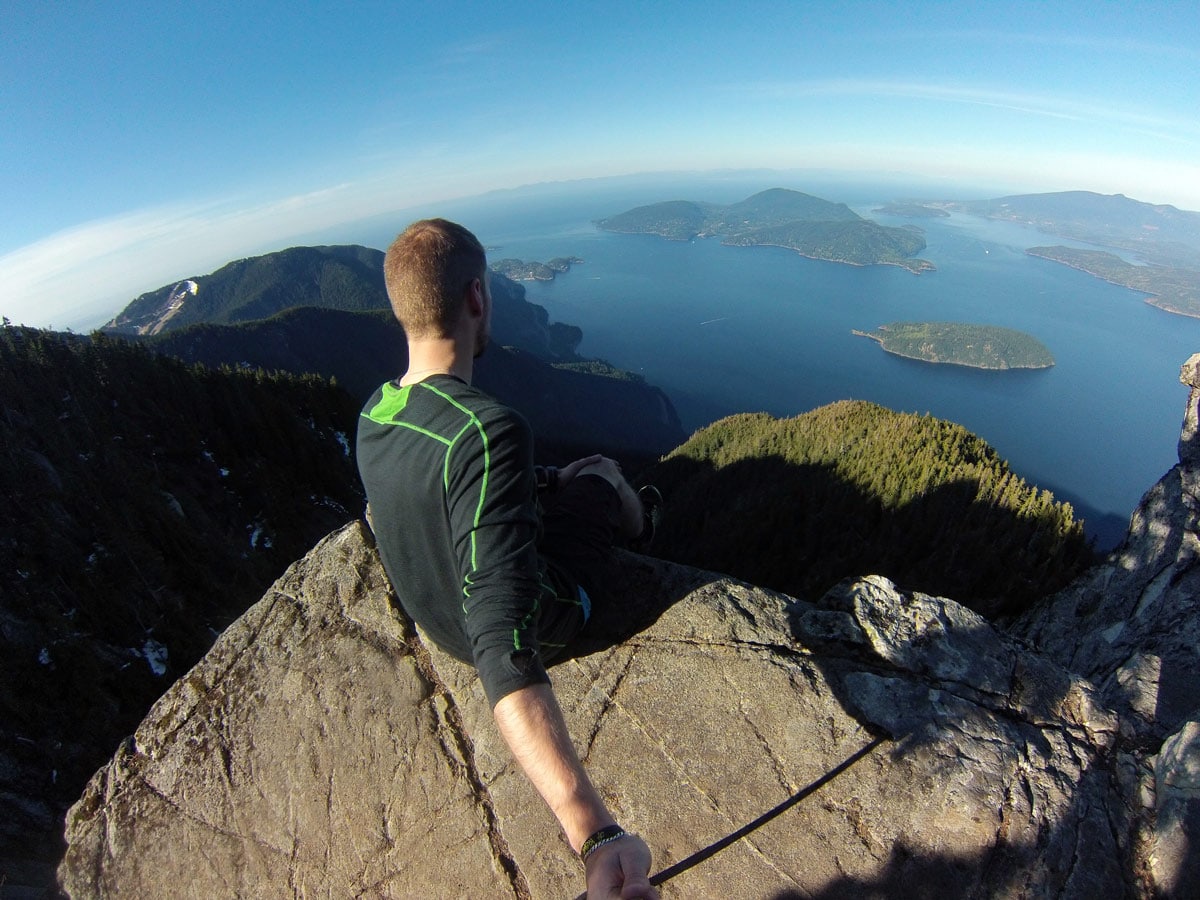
top-left (421, 382), bottom-right (491, 575)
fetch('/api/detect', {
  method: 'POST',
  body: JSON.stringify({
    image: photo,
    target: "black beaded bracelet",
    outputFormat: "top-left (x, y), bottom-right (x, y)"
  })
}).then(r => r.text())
top-left (580, 825), bottom-right (626, 861)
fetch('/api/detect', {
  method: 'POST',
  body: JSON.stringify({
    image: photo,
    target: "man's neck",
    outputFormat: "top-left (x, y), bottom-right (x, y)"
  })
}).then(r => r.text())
top-left (400, 337), bottom-right (474, 386)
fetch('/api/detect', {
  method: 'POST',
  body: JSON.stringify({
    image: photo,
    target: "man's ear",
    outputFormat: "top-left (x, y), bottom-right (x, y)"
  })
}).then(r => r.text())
top-left (465, 278), bottom-right (485, 318)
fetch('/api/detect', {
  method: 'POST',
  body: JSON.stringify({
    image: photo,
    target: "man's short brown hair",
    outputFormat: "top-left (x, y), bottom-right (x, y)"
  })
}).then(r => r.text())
top-left (383, 218), bottom-right (486, 338)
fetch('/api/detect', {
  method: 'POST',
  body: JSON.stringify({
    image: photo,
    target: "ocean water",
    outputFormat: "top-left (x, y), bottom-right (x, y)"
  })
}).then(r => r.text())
top-left (361, 179), bottom-right (1200, 548)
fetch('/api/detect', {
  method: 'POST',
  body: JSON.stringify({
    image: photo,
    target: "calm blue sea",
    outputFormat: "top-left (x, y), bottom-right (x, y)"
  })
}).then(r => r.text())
top-left (359, 178), bottom-right (1200, 548)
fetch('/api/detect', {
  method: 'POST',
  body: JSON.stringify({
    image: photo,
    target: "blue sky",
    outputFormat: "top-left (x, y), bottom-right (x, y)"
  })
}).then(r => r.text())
top-left (3, 0), bottom-right (1198, 330)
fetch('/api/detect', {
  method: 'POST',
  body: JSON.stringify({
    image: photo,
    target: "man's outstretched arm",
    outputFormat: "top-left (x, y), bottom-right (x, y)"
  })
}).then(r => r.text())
top-left (493, 683), bottom-right (658, 900)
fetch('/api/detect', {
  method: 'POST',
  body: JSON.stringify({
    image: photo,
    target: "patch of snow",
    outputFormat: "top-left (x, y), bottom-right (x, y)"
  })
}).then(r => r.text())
top-left (220, 467), bottom-right (230, 477)
top-left (38, 648), bottom-right (51, 666)
top-left (248, 522), bottom-right (272, 549)
top-left (142, 639), bottom-right (169, 676)
top-left (165, 281), bottom-right (198, 312)
top-left (334, 430), bottom-right (350, 456)
top-left (311, 494), bottom-right (349, 515)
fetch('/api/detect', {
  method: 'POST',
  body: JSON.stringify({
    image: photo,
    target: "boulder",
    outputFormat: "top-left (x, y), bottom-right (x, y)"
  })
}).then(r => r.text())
top-left (1007, 354), bottom-right (1200, 896)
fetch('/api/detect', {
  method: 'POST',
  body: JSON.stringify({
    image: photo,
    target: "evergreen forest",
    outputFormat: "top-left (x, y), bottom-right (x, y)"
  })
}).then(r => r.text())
top-left (645, 401), bottom-right (1094, 616)
top-left (0, 326), bottom-right (364, 869)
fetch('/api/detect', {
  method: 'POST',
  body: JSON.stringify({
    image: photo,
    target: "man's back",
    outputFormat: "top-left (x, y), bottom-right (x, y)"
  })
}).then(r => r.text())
top-left (357, 374), bottom-right (555, 704)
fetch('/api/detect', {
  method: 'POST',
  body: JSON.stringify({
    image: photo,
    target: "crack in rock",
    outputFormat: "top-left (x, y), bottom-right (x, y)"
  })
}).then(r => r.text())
top-left (405, 629), bottom-right (530, 900)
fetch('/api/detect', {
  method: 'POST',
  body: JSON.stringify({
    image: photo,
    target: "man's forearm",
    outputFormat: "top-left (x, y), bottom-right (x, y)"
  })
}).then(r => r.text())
top-left (492, 682), bottom-right (616, 852)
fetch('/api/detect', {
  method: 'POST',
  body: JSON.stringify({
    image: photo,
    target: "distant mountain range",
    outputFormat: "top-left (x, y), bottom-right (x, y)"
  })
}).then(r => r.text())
top-left (597, 188), bottom-right (934, 273)
top-left (105, 245), bottom-right (388, 335)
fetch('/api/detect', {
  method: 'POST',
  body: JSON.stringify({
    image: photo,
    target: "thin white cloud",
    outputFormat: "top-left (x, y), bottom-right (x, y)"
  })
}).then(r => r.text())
top-left (885, 28), bottom-right (1200, 61)
top-left (734, 79), bottom-right (1200, 143)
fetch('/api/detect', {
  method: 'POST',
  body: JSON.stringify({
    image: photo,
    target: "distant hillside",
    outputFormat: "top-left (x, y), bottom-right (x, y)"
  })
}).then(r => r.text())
top-left (0, 325), bottom-right (364, 879)
top-left (105, 245), bottom-right (388, 334)
top-left (598, 188), bottom-right (934, 273)
top-left (855, 322), bottom-right (1055, 369)
top-left (644, 401), bottom-right (1093, 616)
top-left (103, 244), bottom-right (587, 357)
top-left (947, 191), bottom-right (1200, 268)
top-left (101, 244), bottom-right (683, 463)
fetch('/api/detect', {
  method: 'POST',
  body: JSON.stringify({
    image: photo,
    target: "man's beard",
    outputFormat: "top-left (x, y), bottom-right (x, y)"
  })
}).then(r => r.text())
top-left (474, 331), bottom-right (490, 359)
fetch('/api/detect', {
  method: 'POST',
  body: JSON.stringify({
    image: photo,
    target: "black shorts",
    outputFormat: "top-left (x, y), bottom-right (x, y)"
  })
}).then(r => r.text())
top-left (535, 473), bottom-right (622, 658)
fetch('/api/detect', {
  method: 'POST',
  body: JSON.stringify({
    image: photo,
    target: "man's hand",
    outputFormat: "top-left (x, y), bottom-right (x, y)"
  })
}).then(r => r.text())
top-left (585, 834), bottom-right (659, 900)
top-left (559, 454), bottom-right (605, 490)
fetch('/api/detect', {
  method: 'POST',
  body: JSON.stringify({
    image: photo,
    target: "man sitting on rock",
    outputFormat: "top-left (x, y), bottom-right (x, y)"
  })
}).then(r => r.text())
top-left (356, 218), bottom-right (659, 900)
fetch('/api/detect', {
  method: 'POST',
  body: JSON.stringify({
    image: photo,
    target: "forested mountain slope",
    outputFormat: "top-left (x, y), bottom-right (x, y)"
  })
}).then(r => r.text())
top-left (645, 401), bottom-right (1094, 615)
top-left (0, 326), bottom-right (364, 883)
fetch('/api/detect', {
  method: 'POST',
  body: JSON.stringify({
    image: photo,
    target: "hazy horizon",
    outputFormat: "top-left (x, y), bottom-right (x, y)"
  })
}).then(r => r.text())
top-left (3, 1), bottom-right (1198, 330)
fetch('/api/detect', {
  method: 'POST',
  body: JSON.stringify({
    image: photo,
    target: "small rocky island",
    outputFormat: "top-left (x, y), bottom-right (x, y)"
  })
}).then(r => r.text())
top-left (489, 256), bottom-right (582, 282)
top-left (854, 322), bottom-right (1055, 369)
top-left (598, 188), bottom-right (935, 274)
top-left (872, 201), bottom-right (950, 218)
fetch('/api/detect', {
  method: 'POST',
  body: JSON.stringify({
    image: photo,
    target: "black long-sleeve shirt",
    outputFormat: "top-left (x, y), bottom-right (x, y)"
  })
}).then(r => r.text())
top-left (356, 375), bottom-right (555, 706)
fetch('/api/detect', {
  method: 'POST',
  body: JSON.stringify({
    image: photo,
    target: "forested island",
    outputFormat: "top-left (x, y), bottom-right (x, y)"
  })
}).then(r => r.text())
top-left (489, 256), bottom-right (582, 282)
top-left (1026, 246), bottom-right (1200, 319)
top-left (598, 188), bottom-right (935, 274)
top-left (854, 322), bottom-right (1055, 369)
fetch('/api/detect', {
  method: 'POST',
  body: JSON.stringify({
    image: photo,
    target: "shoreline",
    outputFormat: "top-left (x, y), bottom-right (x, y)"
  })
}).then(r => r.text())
top-left (1025, 249), bottom-right (1200, 320)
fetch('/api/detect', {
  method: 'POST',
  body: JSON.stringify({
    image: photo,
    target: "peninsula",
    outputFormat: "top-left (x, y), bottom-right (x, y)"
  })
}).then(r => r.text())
top-left (1026, 246), bottom-right (1200, 319)
top-left (854, 322), bottom-right (1055, 370)
top-left (598, 188), bottom-right (935, 274)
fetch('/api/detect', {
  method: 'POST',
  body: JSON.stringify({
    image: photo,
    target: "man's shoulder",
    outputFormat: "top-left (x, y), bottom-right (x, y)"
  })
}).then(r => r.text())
top-left (361, 376), bottom-right (527, 432)
top-left (425, 377), bottom-right (525, 428)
